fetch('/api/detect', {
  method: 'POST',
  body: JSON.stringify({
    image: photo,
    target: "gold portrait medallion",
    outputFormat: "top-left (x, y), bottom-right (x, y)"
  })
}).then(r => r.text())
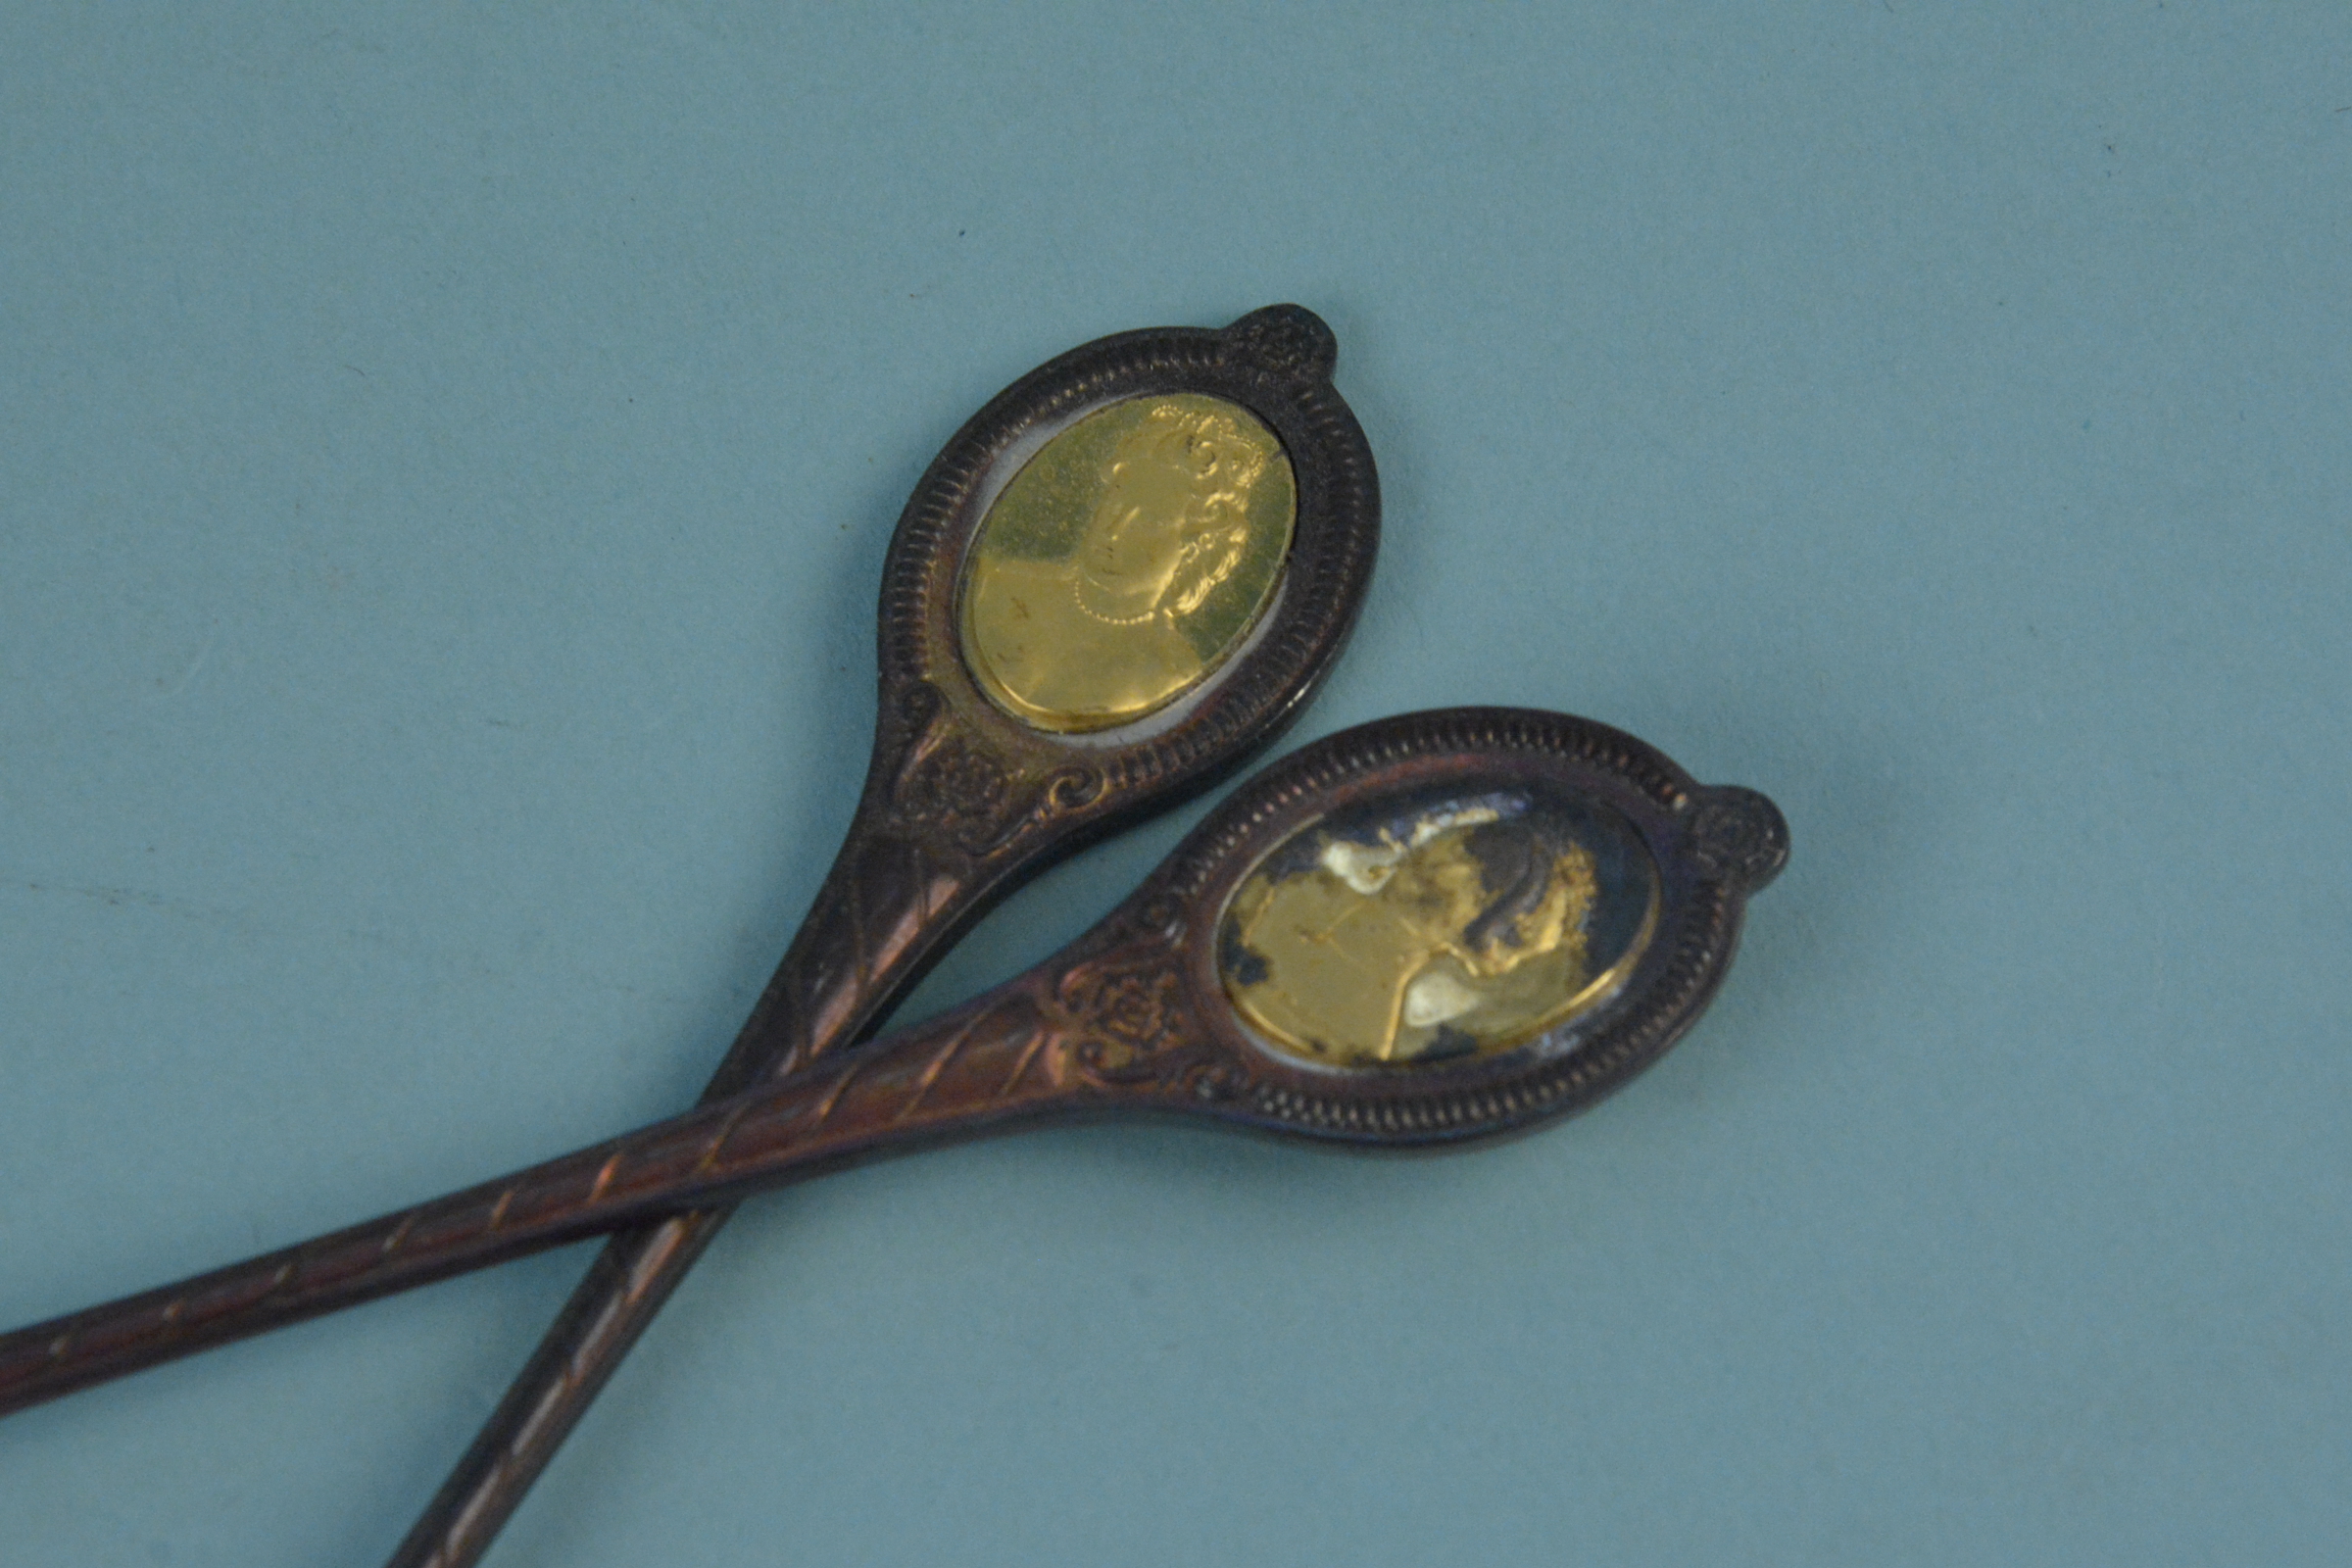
top-left (1219, 790), bottom-right (1661, 1067)
top-left (958, 394), bottom-right (1296, 733)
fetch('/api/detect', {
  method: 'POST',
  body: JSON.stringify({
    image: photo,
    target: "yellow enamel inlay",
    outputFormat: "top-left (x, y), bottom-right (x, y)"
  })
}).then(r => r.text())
top-left (959, 394), bottom-right (1295, 733)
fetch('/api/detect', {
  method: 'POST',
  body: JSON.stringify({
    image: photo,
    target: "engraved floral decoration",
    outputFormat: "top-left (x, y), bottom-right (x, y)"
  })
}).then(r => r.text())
top-left (1059, 958), bottom-right (1181, 1080)
top-left (1047, 947), bottom-right (1174, 1078)
top-left (892, 730), bottom-right (1034, 858)
top-left (908, 741), bottom-right (1005, 821)
top-left (1052, 943), bottom-right (1249, 1101)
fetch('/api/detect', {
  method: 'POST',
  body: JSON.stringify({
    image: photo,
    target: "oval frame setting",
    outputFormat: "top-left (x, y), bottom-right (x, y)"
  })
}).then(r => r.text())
top-left (957, 391), bottom-right (1299, 736)
top-left (862, 305), bottom-right (1379, 860)
top-left (1076, 707), bottom-right (1788, 1145)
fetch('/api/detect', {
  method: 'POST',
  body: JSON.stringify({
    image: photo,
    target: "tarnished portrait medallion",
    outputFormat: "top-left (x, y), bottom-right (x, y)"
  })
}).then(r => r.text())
top-left (1218, 785), bottom-right (1661, 1066)
top-left (959, 394), bottom-right (1297, 733)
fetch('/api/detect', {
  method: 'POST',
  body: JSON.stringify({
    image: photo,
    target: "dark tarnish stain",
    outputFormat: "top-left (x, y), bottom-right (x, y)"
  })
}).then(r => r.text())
top-left (1461, 819), bottom-right (1564, 954)
top-left (1218, 922), bottom-right (1269, 988)
top-left (1419, 1026), bottom-right (1481, 1063)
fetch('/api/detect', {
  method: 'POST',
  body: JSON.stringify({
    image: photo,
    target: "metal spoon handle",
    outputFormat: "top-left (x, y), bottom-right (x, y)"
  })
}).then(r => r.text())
top-left (0, 978), bottom-right (1088, 1420)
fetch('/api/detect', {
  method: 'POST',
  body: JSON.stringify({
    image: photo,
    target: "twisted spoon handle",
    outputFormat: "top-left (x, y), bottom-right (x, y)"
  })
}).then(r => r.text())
top-left (0, 977), bottom-right (1082, 1419)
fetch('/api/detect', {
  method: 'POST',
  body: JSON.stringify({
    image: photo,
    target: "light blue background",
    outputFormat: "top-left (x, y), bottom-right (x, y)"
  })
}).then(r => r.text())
top-left (4, 6), bottom-right (2347, 1565)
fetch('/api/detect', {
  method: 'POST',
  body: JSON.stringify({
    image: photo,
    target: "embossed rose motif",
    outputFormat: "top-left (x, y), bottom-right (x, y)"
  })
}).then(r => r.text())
top-left (910, 742), bottom-right (1006, 823)
top-left (1095, 969), bottom-right (1173, 1046)
top-left (1060, 958), bottom-right (1186, 1081)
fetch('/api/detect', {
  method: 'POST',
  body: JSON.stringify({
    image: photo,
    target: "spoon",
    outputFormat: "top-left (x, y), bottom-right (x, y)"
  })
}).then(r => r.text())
top-left (0, 706), bottom-right (1787, 1419)
top-left (381, 303), bottom-right (1379, 1566)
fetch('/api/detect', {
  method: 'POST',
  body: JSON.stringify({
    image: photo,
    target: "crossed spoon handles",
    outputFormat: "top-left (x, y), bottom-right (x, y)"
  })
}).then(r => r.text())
top-left (384, 303), bottom-right (1381, 1568)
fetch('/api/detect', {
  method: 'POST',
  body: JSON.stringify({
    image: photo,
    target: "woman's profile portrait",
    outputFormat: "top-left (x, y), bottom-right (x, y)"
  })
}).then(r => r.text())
top-left (1220, 796), bottom-right (1660, 1066)
top-left (960, 394), bottom-right (1295, 732)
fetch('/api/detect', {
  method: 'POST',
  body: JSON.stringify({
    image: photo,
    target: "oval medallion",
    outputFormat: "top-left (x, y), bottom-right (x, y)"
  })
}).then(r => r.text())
top-left (1218, 784), bottom-right (1661, 1067)
top-left (958, 394), bottom-right (1296, 733)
